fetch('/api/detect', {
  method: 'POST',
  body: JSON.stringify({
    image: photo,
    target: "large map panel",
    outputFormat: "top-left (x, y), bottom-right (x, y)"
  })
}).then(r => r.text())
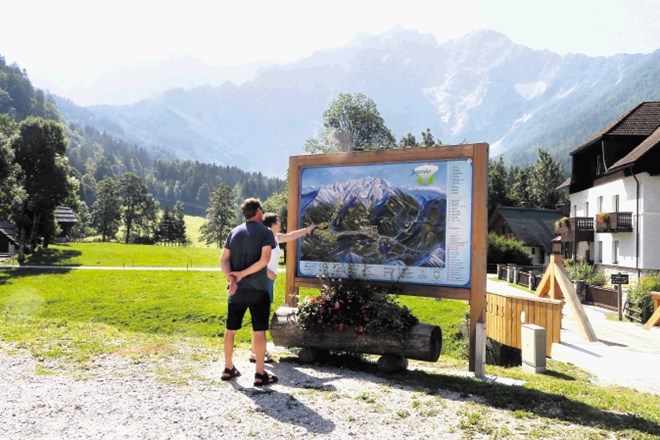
top-left (296, 159), bottom-right (473, 287)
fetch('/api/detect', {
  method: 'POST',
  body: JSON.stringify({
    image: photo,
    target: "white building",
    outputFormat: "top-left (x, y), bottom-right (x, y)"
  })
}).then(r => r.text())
top-left (559, 102), bottom-right (660, 284)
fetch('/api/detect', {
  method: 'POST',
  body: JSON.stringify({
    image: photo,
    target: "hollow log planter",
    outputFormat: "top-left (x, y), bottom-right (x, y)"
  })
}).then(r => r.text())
top-left (270, 307), bottom-right (442, 373)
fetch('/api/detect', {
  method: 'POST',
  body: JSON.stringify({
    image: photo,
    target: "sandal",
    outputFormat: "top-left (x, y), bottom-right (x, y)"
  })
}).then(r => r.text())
top-left (221, 366), bottom-right (241, 381)
top-left (254, 371), bottom-right (278, 387)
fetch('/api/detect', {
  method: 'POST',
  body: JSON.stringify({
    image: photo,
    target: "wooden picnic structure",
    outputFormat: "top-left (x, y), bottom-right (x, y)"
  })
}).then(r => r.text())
top-left (485, 249), bottom-right (598, 359)
top-left (643, 291), bottom-right (660, 329)
top-left (486, 290), bottom-right (562, 355)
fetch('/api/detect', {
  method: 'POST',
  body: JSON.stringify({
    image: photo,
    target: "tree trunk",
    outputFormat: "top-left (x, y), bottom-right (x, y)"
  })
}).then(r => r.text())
top-left (270, 307), bottom-right (442, 362)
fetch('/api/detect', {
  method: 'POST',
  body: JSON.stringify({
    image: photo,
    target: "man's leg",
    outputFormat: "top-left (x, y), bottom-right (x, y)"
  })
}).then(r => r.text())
top-left (224, 302), bottom-right (247, 373)
top-left (224, 329), bottom-right (237, 370)
top-left (252, 330), bottom-right (266, 373)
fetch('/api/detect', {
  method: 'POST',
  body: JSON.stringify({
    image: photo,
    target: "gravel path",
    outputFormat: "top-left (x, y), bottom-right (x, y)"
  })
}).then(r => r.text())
top-left (0, 342), bottom-right (654, 440)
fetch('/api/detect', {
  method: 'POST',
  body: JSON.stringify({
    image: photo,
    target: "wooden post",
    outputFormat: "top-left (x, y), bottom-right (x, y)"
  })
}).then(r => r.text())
top-left (644, 291), bottom-right (660, 329)
top-left (535, 253), bottom-right (597, 342)
top-left (469, 143), bottom-right (488, 373)
top-left (617, 284), bottom-right (623, 321)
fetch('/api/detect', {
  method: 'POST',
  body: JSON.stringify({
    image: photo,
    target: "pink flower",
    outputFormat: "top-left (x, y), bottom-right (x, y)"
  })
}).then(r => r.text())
top-left (334, 301), bottom-right (340, 309)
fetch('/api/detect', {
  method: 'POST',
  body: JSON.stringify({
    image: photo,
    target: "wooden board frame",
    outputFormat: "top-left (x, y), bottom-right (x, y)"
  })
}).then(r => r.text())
top-left (286, 143), bottom-right (488, 371)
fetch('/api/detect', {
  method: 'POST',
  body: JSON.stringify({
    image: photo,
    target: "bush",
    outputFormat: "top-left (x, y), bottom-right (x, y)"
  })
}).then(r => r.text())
top-left (565, 259), bottom-right (606, 286)
top-left (626, 273), bottom-right (660, 323)
top-left (487, 233), bottom-right (531, 266)
top-left (297, 278), bottom-right (419, 336)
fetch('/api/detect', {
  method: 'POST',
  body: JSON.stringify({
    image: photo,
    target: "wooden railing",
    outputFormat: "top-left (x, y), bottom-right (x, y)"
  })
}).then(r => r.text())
top-left (595, 212), bottom-right (633, 233)
top-left (558, 217), bottom-right (594, 243)
top-left (584, 285), bottom-right (618, 310)
top-left (486, 290), bottom-right (563, 355)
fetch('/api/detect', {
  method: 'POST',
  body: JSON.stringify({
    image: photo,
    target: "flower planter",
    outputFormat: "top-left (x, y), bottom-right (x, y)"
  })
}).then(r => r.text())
top-left (270, 306), bottom-right (442, 371)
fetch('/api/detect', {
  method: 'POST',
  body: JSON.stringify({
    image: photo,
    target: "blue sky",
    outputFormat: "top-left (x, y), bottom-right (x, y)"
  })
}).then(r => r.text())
top-left (2, 0), bottom-right (659, 95)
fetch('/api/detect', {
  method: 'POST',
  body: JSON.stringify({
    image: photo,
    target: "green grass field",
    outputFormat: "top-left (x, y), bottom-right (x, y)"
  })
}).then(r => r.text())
top-left (15, 242), bottom-right (221, 268)
top-left (0, 267), bottom-right (468, 358)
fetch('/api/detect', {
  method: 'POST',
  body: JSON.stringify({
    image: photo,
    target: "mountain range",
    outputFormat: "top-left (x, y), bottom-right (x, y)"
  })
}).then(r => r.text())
top-left (51, 27), bottom-right (660, 177)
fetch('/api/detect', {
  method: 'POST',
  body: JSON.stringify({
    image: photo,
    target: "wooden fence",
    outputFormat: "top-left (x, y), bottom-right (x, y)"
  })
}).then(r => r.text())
top-left (486, 290), bottom-right (563, 355)
top-left (585, 285), bottom-right (618, 310)
top-left (496, 264), bottom-right (544, 290)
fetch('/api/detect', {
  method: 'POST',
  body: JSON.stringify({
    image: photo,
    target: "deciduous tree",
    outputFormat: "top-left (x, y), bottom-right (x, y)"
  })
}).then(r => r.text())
top-left (118, 172), bottom-right (159, 243)
top-left (10, 117), bottom-right (73, 261)
top-left (304, 93), bottom-right (395, 153)
top-left (91, 178), bottom-right (121, 242)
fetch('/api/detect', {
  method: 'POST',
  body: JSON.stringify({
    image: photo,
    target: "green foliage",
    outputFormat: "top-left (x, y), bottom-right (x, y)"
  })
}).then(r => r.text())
top-left (0, 57), bottom-right (59, 121)
top-left (146, 159), bottom-right (285, 216)
top-left (304, 92), bottom-right (395, 153)
top-left (399, 132), bottom-right (417, 148)
top-left (487, 157), bottom-right (511, 213)
top-left (626, 273), bottom-right (660, 323)
top-left (91, 178), bottom-right (121, 242)
top-left (530, 148), bottom-right (565, 209)
top-left (564, 259), bottom-right (606, 286)
top-left (262, 189), bottom-right (288, 231)
top-left (297, 278), bottom-right (418, 336)
top-left (489, 149), bottom-right (568, 210)
top-left (200, 183), bottom-right (236, 247)
top-left (118, 173), bottom-right (159, 243)
top-left (421, 128), bottom-right (440, 147)
top-left (487, 233), bottom-right (532, 266)
top-left (69, 201), bottom-right (94, 241)
top-left (0, 114), bottom-right (20, 220)
top-left (199, 183), bottom-right (235, 247)
top-left (155, 202), bottom-right (187, 245)
top-left (10, 117), bottom-right (75, 257)
top-left (509, 166), bottom-right (533, 208)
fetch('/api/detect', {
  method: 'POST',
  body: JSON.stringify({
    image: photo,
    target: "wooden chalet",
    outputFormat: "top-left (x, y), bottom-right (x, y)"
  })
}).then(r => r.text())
top-left (54, 206), bottom-right (78, 242)
top-left (0, 220), bottom-right (18, 257)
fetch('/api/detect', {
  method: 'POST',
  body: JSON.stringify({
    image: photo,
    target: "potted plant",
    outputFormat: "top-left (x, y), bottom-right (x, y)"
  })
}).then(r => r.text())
top-left (269, 276), bottom-right (442, 371)
top-left (554, 217), bottom-right (570, 232)
top-left (595, 211), bottom-right (610, 224)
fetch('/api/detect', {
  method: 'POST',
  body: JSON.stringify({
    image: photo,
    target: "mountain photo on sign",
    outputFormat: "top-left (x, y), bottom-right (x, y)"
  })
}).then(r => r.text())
top-left (297, 160), bottom-right (473, 287)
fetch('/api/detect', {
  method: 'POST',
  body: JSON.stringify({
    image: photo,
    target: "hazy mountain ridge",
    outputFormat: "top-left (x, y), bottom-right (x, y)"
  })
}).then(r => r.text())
top-left (53, 28), bottom-right (660, 176)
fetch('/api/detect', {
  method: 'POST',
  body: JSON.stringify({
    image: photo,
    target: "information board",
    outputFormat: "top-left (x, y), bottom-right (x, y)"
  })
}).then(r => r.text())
top-left (296, 159), bottom-right (473, 287)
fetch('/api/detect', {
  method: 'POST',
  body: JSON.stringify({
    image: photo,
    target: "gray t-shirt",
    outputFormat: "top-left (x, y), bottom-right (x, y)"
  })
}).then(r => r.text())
top-left (224, 221), bottom-right (276, 302)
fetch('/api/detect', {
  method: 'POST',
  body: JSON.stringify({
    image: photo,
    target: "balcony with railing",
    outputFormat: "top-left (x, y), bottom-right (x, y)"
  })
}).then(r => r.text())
top-left (556, 217), bottom-right (594, 243)
top-left (595, 212), bottom-right (633, 233)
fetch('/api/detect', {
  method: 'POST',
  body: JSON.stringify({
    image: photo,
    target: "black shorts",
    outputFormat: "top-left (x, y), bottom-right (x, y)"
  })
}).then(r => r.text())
top-left (226, 289), bottom-right (270, 331)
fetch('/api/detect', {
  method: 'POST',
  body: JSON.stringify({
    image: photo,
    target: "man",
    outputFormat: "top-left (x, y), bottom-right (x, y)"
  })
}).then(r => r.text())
top-left (220, 198), bottom-right (278, 386)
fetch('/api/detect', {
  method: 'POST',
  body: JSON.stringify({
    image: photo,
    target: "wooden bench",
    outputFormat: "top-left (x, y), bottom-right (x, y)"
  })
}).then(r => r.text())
top-left (643, 291), bottom-right (660, 330)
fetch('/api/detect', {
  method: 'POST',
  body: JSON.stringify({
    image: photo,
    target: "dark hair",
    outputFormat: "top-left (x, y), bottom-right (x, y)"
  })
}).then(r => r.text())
top-left (262, 212), bottom-right (278, 227)
top-left (241, 198), bottom-right (262, 219)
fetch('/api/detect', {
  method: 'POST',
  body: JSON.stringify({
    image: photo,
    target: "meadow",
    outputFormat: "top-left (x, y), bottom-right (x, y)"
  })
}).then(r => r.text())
top-left (0, 241), bottom-right (469, 360)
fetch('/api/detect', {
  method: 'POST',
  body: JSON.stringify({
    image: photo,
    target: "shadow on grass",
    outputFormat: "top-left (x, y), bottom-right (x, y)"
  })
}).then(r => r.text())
top-left (279, 353), bottom-right (660, 437)
top-left (24, 246), bottom-right (82, 266)
top-left (0, 267), bottom-right (74, 285)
